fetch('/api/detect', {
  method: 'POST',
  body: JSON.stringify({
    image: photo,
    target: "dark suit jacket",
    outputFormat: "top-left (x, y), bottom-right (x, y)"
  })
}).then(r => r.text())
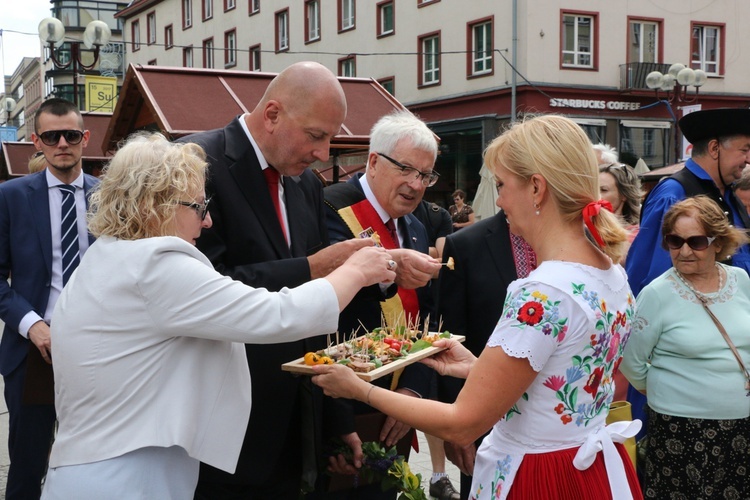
top-left (181, 117), bottom-right (333, 483)
top-left (436, 213), bottom-right (520, 499)
top-left (324, 175), bottom-right (434, 430)
top-left (438, 213), bottom-right (518, 361)
top-left (0, 171), bottom-right (98, 378)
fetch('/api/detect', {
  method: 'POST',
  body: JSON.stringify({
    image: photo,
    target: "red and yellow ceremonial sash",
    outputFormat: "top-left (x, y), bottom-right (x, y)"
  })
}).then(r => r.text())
top-left (337, 200), bottom-right (420, 327)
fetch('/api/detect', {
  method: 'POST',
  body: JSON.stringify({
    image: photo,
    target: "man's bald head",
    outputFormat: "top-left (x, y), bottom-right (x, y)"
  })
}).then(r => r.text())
top-left (256, 61), bottom-right (346, 117)
top-left (248, 62), bottom-right (347, 176)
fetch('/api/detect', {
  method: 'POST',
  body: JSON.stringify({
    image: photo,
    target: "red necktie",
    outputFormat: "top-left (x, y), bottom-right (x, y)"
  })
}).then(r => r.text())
top-left (385, 218), bottom-right (399, 248)
top-left (262, 167), bottom-right (288, 242)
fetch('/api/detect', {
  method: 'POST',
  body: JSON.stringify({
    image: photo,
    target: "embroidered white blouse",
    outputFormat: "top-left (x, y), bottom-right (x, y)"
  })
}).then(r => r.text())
top-left (470, 261), bottom-right (638, 500)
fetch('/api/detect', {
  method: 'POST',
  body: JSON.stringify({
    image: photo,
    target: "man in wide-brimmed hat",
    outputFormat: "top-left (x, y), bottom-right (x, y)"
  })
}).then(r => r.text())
top-left (627, 108), bottom-right (750, 295)
top-left (624, 107), bottom-right (750, 447)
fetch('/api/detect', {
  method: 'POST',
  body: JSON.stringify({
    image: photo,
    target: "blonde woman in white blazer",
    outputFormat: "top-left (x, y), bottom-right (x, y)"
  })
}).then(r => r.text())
top-left (41, 133), bottom-right (397, 500)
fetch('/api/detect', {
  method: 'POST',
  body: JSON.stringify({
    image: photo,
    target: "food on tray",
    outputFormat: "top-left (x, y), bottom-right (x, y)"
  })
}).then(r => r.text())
top-left (302, 327), bottom-right (452, 373)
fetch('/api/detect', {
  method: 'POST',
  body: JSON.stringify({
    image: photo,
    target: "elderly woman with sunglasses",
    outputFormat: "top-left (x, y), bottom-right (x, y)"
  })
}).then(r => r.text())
top-left (41, 133), bottom-right (398, 499)
top-left (621, 195), bottom-right (750, 499)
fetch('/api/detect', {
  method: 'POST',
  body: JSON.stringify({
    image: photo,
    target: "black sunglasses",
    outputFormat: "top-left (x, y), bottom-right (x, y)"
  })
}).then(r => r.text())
top-left (664, 234), bottom-right (716, 251)
top-left (376, 152), bottom-right (440, 187)
top-left (178, 197), bottom-right (212, 220)
top-left (38, 130), bottom-right (85, 146)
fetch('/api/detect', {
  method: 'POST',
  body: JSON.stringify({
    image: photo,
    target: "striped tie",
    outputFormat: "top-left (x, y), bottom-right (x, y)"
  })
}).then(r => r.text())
top-left (59, 185), bottom-right (80, 286)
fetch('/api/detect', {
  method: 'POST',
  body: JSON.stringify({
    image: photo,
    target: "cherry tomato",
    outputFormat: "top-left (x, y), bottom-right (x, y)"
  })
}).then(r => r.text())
top-left (304, 352), bottom-right (320, 366)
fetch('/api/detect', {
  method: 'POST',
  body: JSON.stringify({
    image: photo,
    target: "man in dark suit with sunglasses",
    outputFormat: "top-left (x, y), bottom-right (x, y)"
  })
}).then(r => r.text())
top-left (0, 98), bottom-right (98, 499)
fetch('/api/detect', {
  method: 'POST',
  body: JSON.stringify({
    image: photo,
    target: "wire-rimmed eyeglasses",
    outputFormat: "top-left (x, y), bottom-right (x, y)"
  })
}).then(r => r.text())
top-left (376, 152), bottom-right (439, 187)
top-left (178, 197), bottom-right (212, 220)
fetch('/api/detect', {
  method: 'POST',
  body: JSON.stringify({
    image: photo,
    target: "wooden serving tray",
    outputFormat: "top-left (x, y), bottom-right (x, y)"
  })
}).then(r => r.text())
top-left (281, 334), bottom-right (465, 382)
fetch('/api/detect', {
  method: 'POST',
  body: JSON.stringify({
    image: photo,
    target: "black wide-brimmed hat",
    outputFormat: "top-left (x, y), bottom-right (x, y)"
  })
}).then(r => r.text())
top-left (679, 108), bottom-right (750, 144)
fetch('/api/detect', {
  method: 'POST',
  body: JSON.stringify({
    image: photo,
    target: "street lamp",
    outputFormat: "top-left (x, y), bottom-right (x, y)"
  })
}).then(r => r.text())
top-left (1, 98), bottom-right (16, 126)
top-left (645, 63), bottom-right (707, 162)
top-left (645, 63), bottom-right (707, 104)
top-left (38, 17), bottom-right (112, 107)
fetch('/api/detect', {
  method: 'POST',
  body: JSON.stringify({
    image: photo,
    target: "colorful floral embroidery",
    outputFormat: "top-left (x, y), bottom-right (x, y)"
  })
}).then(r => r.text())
top-left (539, 283), bottom-right (634, 427)
top-left (503, 287), bottom-right (569, 340)
top-left (489, 455), bottom-right (512, 499)
top-left (504, 393), bottom-right (528, 420)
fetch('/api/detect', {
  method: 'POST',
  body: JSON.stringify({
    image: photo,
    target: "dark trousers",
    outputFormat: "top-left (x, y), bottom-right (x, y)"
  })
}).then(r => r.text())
top-left (3, 363), bottom-right (56, 500)
top-left (193, 416), bottom-right (303, 500)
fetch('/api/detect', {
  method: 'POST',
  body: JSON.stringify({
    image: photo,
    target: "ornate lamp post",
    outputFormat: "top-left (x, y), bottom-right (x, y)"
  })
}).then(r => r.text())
top-left (1, 98), bottom-right (16, 126)
top-left (38, 17), bottom-right (112, 108)
top-left (646, 63), bottom-right (707, 162)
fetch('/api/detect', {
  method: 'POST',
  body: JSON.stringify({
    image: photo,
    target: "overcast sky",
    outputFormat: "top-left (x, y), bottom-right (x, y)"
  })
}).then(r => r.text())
top-left (1, 0), bottom-right (55, 94)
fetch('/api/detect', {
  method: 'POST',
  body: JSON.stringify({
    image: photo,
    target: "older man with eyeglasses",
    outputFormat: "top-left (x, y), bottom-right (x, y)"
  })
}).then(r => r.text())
top-left (0, 97), bottom-right (98, 499)
top-left (315, 110), bottom-right (443, 499)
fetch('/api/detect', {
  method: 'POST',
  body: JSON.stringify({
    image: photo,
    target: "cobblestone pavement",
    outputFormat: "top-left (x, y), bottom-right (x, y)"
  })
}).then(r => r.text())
top-left (412, 431), bottom-right (462, 497)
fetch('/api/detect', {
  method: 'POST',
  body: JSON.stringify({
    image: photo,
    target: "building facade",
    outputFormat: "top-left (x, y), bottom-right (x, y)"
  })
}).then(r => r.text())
top-left (0, 58), bottom-right (43, 141)
top-left (115, 0), bottom-right (750, 206)
top-left (41, 0), bottom-right (129, 110)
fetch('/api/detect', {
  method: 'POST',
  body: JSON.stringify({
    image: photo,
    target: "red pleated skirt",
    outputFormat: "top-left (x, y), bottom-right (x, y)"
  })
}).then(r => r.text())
top-left (506, 443), bottom-right (643, 500)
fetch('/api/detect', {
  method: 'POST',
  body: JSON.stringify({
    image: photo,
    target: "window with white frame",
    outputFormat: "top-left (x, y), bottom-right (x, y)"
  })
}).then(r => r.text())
top-left (378, 1), bottom-right (394, 36)
top-left (250, 44), bottom-right (261, 70)
top-left (470, 20), bottom-right (492, 75)
top-left (562, 13), bottom-right (594, 68)
top-left (203, 38), bottom-right (214, 68)
top-left (691, 24), bottom-right (721, 75)
top-left (147, 12), bottom-right (156, 45)
top-left (182, 0), bottom-right (192, 28)
top-left (183, 46), bottom-right (193, 67)
top-left (203, 0), bottom-right (213, 20)
top-left (132, 20), bottom-right (141, 51)
top-left (249, 0), bottom-right (259, 14)
top-left (306, 0), bottom-right (320, 42)
top-left (628, 19), bottom-right (659, 63)
top-left (276, 10), bottom-right (289, 51)
top-left (225, 30), bottom-right (236, 67)
top-left (225, 0), bottom-right (235, 11)
top-left (339, 56), bottom-right (355, 77)
top-left (340, 0), bottom-right (355, 31)
top-left (420, 34), bottom-right (440, 85)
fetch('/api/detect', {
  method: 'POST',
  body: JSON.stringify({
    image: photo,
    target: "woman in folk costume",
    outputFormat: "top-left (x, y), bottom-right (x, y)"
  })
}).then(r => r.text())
top-left (312, 115), bottom-right (643, 500)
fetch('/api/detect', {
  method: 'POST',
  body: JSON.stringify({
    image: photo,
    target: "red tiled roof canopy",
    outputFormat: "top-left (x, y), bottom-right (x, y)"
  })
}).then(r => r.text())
top-left (103, 64), bottom-right (407, 157)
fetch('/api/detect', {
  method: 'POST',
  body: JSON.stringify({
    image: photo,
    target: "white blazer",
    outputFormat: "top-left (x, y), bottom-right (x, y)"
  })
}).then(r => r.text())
top-left (49, 236), bottom-right (339, 473)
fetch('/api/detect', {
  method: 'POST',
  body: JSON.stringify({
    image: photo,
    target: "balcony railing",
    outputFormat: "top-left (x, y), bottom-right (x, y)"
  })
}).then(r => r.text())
top-left (620, 62), bottom-right (671, 90)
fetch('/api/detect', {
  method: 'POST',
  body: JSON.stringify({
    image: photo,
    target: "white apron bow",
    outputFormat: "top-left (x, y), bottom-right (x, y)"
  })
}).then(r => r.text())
top-left (572, 419), bottom-right (642, 500)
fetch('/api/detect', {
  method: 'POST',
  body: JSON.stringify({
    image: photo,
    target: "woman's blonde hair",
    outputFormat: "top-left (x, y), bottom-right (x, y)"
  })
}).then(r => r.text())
top-left (28, 151), bottom-right (46, 174)
top-left (88, 132), bottom-right (208, 240)
top-left (484, 115), bottom-right (627, 262)
top-left (661, 195), bottom-right (750, 258)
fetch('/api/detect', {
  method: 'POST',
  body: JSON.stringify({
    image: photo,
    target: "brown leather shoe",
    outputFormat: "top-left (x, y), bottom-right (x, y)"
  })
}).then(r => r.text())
top-left (429, 476), bottom-right (460, 500)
